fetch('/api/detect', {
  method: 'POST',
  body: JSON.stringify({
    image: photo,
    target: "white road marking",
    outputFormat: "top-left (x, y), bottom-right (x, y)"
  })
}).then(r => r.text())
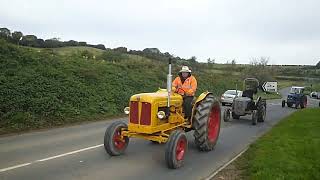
top-left (204, 147), bottom-right (249, 180)
top-left (0, 163), bottom-right (31, 173)
top-left (0, 144), bottom-right (103, 173)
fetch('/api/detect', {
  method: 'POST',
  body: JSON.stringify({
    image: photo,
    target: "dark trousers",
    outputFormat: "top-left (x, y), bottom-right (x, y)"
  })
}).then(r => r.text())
top-left (183, 96), bottom-right (194, 119)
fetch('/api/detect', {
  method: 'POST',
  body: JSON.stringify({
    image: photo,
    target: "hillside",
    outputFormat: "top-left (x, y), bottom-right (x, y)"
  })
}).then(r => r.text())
top-left (0, 40), bottom-right (237, 134)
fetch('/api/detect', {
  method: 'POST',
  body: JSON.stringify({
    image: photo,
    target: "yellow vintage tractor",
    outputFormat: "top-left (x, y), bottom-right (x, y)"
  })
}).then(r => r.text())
top-left (103, 59), bottom-right (221, 169)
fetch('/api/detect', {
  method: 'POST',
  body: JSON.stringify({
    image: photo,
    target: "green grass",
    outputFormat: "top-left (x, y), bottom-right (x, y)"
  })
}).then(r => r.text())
top-left (254, 91), bottom-right (282, 100)
top-left (32, 46), bottom-right (105, 56)
top-left (236, 108), bottom-right (320, 179)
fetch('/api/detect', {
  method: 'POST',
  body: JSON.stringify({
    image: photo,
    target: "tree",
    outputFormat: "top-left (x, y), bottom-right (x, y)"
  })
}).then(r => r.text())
top-left (20, 35), bottom-right (38, 47)
top-left (12, 31), bottom-right (23, 44)
top-left (243, 57), bottom-right (273, 84)
top-left (94, 44), bottom-right (106, 50)
top-left (44, 38), bottom-right (63, 48)
top-left (189, 56), bottom-right (197, 63)
top-left (64, 40), bottom-right (79, 46)
top-left (36, 39), bottom-right (45, 47)
top-left (231, 59), bottom-right (236, 65)
top-left (143, 48), bottom-right (160, 54)
top-left (79, 41), bottom-right (87, 46)
top-left (316, 61), bottom-right (320, 68)
top-left (114, 47), bottom-right (127, 53)
top-left (0, 28), bottom-right (11, 39)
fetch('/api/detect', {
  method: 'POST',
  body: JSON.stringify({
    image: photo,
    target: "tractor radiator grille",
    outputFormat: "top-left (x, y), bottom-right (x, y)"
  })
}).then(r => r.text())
top-left (129, 101), bottom-right (151, 125)
top-left (140, 102), bottom-right (151, 125)
top-left (129, 101), bottom-right (139, 124)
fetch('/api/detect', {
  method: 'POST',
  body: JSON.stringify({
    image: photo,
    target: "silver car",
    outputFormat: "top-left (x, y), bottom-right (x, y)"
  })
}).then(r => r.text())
top-left (221, 90), bottom-right (243, 106)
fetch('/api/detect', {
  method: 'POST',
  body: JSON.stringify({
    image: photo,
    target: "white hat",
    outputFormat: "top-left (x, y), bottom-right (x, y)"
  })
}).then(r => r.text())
top-left (179, 66), bottom-right (191, 73)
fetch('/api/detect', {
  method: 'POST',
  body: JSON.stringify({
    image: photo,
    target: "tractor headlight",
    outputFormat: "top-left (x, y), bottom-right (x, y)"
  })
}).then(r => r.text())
top-left (124, 107), bottom-right (130, 115)
top-left (157, 111), bottom-right (166, 119)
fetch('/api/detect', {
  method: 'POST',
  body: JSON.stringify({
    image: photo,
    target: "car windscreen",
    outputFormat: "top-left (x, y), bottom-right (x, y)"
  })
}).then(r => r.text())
top-left (225, 90), bottom-right (238, 95)
top-left (290, 88), bottom-right (302, 94)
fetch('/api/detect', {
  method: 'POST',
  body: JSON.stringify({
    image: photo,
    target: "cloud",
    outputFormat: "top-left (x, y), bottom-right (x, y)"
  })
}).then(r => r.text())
top-left (0, 0), bottom-right (319, 65)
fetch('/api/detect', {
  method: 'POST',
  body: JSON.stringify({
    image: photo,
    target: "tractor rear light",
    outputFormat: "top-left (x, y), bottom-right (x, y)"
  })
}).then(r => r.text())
top-left (140, 102), bottom-right (151, 125)
top-left (129, 101), bottom-right (139, 124)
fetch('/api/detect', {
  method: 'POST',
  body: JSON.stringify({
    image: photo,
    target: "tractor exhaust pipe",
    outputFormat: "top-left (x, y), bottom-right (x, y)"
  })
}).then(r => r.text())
top-left (166, 58), bottom-right (172, 117)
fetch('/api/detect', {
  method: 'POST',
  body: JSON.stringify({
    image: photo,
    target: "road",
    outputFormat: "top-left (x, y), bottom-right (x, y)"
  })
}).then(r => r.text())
top-left (0, 88), bottom-right (318, 180)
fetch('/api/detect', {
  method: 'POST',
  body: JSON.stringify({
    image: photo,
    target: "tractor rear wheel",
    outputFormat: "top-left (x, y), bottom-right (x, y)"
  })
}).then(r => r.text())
top-left (104, 121), bottom-right (129, 156)
top-left (300, 96), bottom-right (307, 109)
top-left (252, 110), bottom-right (257, 125)
top-left (165, 130), bottom-right (188, 169)
top-left (193, 94), bottom-right (221, 151)
top-left (257, 101), bottom-right (266, 122)
top-left (232, 112), bottom-right (240, 119)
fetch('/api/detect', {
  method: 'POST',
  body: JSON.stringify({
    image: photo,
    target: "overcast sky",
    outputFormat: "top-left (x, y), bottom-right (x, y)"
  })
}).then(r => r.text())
top-left (1, 0), bottom-right (319, 65)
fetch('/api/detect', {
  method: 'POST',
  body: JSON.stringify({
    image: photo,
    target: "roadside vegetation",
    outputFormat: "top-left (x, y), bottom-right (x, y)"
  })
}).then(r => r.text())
top-left (0, 39), bottom-right (237, 134)
top-left (213, 108), bottom-right (320, 180)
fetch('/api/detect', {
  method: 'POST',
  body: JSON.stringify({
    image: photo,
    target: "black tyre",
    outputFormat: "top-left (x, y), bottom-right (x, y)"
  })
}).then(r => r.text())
top-left (223, 108), bottom-right (231, 122)
top-left (232, 112), bottom-right (240, 119)
top-left (282, 100), bottom-right (285, 108)
top-left (193, 94), bottom-right (221, 151)
top-left (300, 96), bottom-right (307, 109)
top-left (295, 102), bottom-right (299, 109)
top-left (252, 110), bottom-right (257, 125)
top-left (257, 101), bottom-right (266, 122)
top-left (287, 103), bottom-right (293, 108)
top-left (104, 121), bottom-right (129, 156)
top-left (165, 130), bottom-right (188, 169)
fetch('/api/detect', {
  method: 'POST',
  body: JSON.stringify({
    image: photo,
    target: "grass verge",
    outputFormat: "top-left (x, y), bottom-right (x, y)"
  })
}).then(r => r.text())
top-left (213, 108), bottom-right (320, 180)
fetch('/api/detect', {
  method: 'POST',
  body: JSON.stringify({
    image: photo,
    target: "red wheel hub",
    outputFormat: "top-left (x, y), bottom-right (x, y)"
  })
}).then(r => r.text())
top-left (208, 105), bottom-right (220, 143)
top-left (176, 138), bottom-right (186, 161)
top-left (113, 128), bottom-right (126, 150)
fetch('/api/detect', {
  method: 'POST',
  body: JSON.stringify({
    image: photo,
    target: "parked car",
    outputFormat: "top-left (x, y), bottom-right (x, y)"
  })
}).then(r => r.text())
top-left (310, 91), bottom-right (320, 99)
top-left (221, 90), bottom-right (243, 106)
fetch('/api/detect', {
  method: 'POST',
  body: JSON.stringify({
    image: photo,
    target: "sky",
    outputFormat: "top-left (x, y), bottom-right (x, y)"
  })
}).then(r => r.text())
top-left (1, 0), bottom-right (319, 65)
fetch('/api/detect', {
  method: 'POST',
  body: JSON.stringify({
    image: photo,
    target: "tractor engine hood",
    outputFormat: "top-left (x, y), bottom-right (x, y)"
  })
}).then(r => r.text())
top-left (130, 89), bottom-right (182, 104)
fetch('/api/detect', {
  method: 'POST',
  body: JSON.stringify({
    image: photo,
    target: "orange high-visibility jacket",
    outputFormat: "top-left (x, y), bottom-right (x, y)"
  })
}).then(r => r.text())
top-left (172, 75), bottom-right (197, 96)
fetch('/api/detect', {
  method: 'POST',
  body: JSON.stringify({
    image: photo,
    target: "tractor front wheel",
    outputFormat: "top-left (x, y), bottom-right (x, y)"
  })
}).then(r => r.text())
top-left (104, 121), bottom-right (129, 156)
top-left (252, 110), bottom-right (257, 125)
top-left (257, 101), bottom-right (266, 122)
top-left (165, 130), bottom-right (188, 169)
top-left (282, 100), bottom-right (285, 107)
top-left (193, 94), bottom-right (221, 151)
top-left (223, 108), bottom-right (231, 122)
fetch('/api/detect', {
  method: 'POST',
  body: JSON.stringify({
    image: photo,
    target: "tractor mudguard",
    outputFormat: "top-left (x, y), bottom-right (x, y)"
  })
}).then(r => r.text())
top-left (191, 91), bottom-right (213, 119)
top-left (194, 91), bottom-right (213, 105)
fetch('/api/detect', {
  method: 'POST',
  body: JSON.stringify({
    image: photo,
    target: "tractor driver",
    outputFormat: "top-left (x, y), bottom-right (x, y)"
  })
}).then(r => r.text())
top-left (172, 66), bottom-right (197, 120)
